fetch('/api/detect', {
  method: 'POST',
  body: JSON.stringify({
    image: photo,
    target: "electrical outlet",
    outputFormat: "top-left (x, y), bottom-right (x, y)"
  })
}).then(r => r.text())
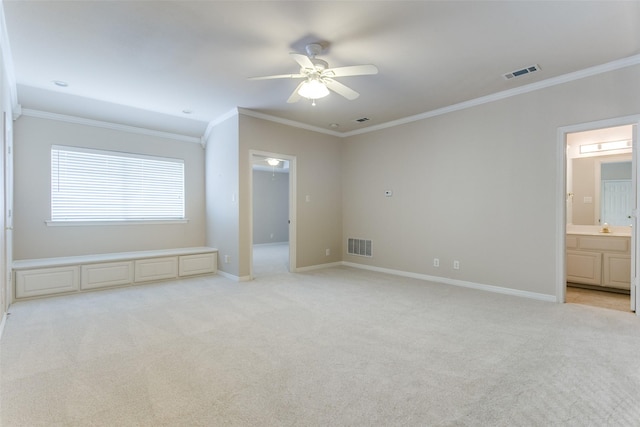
top-left (326, 248), bottom-right (330, 256)
top-left (453, 260), bottom-right (460, 270)
top-left (433, 258), bottom-right (440, 267)
top-left (224, 255), bottom-right (230, 264)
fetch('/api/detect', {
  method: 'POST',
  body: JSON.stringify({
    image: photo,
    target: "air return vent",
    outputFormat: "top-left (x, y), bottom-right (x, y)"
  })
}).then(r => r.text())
top-left (503, 64), bottom-right (541, 80)
top-left (354, 117), bottom-right (370, 123)
top-left (348, 238), bottom-right (372, 257)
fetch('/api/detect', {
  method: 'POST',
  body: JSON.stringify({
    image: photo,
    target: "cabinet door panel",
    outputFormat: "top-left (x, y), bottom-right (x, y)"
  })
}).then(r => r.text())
top-left (134, 257), bottom-right (178, 283)
top-left (81, 261), bottom-right (134, 290)
top-left (567, 250), bottom-right (602, 285)
top-left (179, 253), bottom-right (217, 276)
top-left (15, 266), bottom-right (79, 298)
top-left (603, 254), bottom-right (631, 290)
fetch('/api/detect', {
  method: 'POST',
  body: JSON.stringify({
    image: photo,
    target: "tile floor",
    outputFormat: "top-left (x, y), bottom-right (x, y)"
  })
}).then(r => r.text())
top-left (566, 285), bottom-right (631, 312)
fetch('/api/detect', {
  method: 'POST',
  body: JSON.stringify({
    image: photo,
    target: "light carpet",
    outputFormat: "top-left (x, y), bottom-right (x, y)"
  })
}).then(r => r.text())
top-left (2, 266), bottom-right (640, 426)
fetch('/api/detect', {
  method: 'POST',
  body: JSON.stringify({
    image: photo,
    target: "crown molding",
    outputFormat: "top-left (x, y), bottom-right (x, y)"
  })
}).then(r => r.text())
top-left (343, 54), bottom-right (640, 137)
top-left (20, 109), bottom-right (202, 144)
top-left (210, 54), bottom-right (640, 139)
top-left (202, 107), bottom-right (239, 146)
top-left (237, 108), bottom-right (342, 137)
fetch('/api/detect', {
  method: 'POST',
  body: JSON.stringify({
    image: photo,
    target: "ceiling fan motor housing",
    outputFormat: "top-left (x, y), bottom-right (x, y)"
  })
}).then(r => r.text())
top-left (305, 43), bottom-right (324, 57)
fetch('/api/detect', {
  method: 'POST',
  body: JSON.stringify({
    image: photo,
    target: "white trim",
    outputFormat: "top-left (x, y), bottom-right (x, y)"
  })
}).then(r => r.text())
top-left (342, 262), bottom-right (557, 302)
top-left (238, 108), bottom-right (342, 137)
top-left (295, 260), bottom-right (555, 301)
top-left (344, 54), bottom-right (640, 137)
top-left (203, 108), bottom-right (238, 144)
top-left (229, 54), bottom-right (640, 139)
top-left (248, 150), bottom-right (297, 279)
top-left (20, 109), bottom-right (202, 144)
top-left (253, 242), bottom-right (288, 247)
top-left (295, 261), bottom-right (343, 272)
top-left (216, 269), bottom-right (251, 282)
top-left (45, 219), bottom-right (189, 227)
top-left (556, 115), bottom-right (640, 310)
top-left (0, 312), bottom-right (6, 341)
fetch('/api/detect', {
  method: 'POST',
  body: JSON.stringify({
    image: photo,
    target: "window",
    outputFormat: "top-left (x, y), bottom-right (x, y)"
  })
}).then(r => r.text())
top-left (51, 145), bottom-right (185, 223)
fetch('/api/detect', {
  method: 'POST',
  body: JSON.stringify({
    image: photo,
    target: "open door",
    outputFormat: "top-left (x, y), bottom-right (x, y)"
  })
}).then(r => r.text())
top-left (249, 150), bottom-right (296, 279)
top-left (632, 124), bottom-right (638, 312)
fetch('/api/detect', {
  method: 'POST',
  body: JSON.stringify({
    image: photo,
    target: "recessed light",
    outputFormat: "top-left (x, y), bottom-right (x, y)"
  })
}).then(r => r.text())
top-left (182, 109), bottom-right (193, 115)
top-left (52, 80), bottom-right (68, 87)
top-left (330, 123), bottom-right (339, 128)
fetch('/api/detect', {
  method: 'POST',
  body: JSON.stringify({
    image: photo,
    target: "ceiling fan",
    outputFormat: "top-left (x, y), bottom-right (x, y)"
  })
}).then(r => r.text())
top-left (248, 43), bottom-right (378, 105)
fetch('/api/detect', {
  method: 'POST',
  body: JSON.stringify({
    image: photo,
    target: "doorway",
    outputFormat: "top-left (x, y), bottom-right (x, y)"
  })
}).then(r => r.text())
top-left (249, 151), bottom-right (296, 278)
top-left (560, 119), bottom-right (639, 313)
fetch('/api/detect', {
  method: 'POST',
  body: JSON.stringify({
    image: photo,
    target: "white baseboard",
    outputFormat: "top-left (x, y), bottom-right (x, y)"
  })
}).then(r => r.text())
top-left (295, 262), bottom-right (343, 273)
top-left (341, 262), bottom-right (557, 303)
top-left (216, 270), bottom-right (252, 282)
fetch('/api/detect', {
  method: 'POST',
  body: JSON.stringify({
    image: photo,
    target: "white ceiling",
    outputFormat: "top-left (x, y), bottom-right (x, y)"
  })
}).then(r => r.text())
top-left (4, 1), bottom-right (640, 137)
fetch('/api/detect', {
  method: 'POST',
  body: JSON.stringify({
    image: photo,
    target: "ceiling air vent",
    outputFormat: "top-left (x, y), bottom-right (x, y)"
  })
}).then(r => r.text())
top-left (503, 64), bottom-right (541, 80)
top-left (354, 117), bottom-right (370, 123)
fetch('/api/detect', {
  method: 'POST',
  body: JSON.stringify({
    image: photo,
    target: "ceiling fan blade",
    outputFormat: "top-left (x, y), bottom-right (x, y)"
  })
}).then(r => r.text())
top-left (324, 64), bottom-right (378, 77)
top-left (248, 73), bottom-right (304, 80)
top-left (290, 53), bottom-right (315, 70)
top-left (324, 78), bottom-right (359, 100)
top-left (287, 81), bottom-right (305, 103)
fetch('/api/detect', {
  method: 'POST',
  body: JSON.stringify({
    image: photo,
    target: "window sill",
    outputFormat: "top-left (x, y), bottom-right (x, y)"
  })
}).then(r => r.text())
top-left (45, 219), bottom-right (189, 227)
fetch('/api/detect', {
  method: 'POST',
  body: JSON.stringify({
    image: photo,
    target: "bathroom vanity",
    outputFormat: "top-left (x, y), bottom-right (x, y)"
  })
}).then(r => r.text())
top-left (566, 229), bottom-right (631, 290)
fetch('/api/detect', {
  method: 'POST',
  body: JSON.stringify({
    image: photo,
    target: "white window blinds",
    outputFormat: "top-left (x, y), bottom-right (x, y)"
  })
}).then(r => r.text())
top-left (51, 145), bottom-right (185, 222)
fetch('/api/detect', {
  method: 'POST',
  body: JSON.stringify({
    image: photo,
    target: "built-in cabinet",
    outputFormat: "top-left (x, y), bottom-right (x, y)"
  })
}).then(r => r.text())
top-left (14, 247), bottom-right (217, 300)
top-left (566, 234), bottom-right (630, 290)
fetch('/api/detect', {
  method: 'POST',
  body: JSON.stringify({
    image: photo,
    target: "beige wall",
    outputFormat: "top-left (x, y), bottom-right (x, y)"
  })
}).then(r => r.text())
top-left (13, 116), bottom-right (206, 259)
top-left (572, 156), bottom-right (597, 225)
top-left (342, 65), bottom-right (640, 297)
top-left (9, 63), bottom-right (640, 300)
top-left (204, 114), bottom-right (240, 276)
top-left (238, 114), bottom-right (343, 273)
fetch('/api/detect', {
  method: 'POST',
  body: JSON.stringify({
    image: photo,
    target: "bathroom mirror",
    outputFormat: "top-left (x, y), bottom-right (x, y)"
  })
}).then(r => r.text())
top-left (570, 154), bottom-right (632, 226)
top-left (567, 124), bottom-right (633, 227)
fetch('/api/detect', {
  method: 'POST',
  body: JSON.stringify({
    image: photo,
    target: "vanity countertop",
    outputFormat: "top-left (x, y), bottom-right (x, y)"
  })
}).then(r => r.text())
top-left (566, 225), bottom-right (631, 237)
top-left (567, 231), bottom-right (631, 237)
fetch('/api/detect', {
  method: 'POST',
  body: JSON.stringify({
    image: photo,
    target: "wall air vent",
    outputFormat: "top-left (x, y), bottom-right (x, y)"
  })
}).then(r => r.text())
top-left (503, 64), bottom-right (541, 80)
top-left (348, 238), bottom-right (372, 257)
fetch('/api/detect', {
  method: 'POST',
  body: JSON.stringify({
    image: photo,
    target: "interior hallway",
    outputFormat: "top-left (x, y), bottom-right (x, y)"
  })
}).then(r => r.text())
top-left (253, 243), bottom-right (289, 277)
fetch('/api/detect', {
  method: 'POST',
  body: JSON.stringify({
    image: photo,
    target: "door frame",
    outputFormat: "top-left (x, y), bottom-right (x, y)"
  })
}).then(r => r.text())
top-left (557, 115), bottom-right (640, 313)
top-left (248, 150), bottom-right (296, 279)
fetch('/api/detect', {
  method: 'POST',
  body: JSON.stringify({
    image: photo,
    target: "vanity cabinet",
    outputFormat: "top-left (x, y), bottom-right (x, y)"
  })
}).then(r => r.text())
top-left (566, 234), bottom-right (630, 290)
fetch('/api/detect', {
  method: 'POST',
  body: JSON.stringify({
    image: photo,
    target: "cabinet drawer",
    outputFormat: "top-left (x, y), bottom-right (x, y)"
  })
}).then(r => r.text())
top-left (566, 235), bottom-right (578, 249)
top-left (134, 257), bottom-right (178, 283)
top-left (15, 266), bottom-right (80, 298)
top-left (179, 253), bottom-right (217, 277)
top-left (566, 250), bottom-right (602, 285)
top-left (81, 261), bottom-right (134, 290)
top-left (578, 236), bottom-right (629, 253)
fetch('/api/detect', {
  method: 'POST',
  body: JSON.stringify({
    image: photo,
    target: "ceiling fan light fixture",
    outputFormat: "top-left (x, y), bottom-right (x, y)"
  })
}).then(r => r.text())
top-left (266, 158), bottom-right (280, 166)
top-left (298, 79), bottom-right (329, 100)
